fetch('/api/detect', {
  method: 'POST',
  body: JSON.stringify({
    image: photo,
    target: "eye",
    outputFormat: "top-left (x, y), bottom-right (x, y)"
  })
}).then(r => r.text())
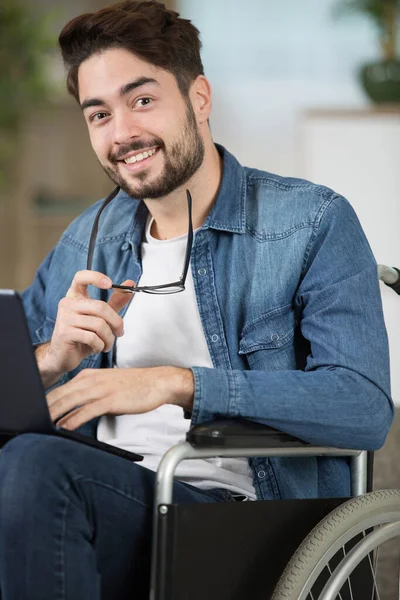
top-left (135, 97), bottom-right (153, 108)
top-left (90, 112), bottom-right (109, 123)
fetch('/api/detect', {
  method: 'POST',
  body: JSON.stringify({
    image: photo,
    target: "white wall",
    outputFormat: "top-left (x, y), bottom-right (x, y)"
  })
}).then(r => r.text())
top-left (177, 0), bottom-right (379, 175)
top-left (178, 0), bottom-right (400, 405)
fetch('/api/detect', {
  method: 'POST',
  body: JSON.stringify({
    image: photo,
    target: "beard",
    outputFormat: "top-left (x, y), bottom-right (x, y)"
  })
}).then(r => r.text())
top-left (101, 100), bottom-right (205, 199)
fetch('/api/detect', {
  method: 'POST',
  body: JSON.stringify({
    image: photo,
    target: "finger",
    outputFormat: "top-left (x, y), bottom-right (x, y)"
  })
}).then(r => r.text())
top-left (47, 368), bottom-right (95, 409)
top-left (51, 373), bottom-right (109, 429)
top-left (53, 328), bottom-right (106, 356)
top-left (56, 399), bottom-right (109, 431)
top-left (59, 297), bottom-right (124, 337)
top-left (78, 328), bottom-right (107, 354)
top-left (47, 372), bottom-right (99, 420)
top-left (108, 279), bottom-right (136, 314)
top-left (54, 405), bottom-right (86, 430)
top-left (66, 270), bottom-right (112, 299)
top-left (46, 385), bottom-right (66, 409)
top-left (69, 315), bottom-right (116, 351)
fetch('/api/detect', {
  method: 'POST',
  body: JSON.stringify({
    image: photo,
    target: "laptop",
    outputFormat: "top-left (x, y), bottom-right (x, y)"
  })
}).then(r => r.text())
top-left (0, 289), bottom-right (143, 463)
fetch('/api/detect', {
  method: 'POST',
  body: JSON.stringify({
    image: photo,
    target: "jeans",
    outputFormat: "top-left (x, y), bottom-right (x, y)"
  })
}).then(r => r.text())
top-left (0, 434), bottom-right (234, 600)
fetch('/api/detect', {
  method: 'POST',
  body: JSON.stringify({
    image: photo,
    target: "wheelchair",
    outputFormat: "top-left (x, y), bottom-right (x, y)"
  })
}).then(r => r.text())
top-left (149, 264), bottom-right (400, 600)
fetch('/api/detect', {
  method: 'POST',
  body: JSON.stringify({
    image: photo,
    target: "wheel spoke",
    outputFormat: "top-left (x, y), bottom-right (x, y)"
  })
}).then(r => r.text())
top-left (360, 527), bottom-right (382, 600)
top-left (342, 545), bottom-right (354, 600)
top-left (398, 563), bottom-right (400, 600)
top-left (367, 544), bottom-right (381, 600)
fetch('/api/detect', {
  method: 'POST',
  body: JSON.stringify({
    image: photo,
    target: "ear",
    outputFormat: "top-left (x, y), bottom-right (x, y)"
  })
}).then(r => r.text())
top-left (190, 75), bottom-right (212, 125)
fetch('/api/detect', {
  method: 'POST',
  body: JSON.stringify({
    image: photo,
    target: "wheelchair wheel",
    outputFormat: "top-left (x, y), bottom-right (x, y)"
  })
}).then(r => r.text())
top-left (271, 489), bottom-right (400, 600)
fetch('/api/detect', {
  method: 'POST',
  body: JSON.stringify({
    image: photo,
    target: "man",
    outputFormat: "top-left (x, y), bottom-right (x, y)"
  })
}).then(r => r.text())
top-left (0, 1), bottom-right (393, 598)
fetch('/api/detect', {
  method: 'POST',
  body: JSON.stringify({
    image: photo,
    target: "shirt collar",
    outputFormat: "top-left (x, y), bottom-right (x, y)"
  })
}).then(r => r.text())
top-left (202, 144), bottom-right (246, 234)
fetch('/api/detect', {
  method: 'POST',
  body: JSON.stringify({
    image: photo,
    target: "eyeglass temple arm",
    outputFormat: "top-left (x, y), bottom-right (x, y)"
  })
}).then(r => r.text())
top-left (87, 186), bottom-right (120, 271)
top-left (88, 186), bottom-right (192, 288)
top-left (179, 189), bottom-right (193, 283)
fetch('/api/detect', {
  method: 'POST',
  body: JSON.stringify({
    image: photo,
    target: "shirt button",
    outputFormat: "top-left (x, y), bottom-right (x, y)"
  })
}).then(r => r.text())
top-left (211, 334), bottom-right (219, 343)
top-left (271, 334), bottom-right (280, 342)
top-left (121, 243), bottom-right (129, 251)
top-left (257, 470), bottom-right (266, 479)
top-left (198, 268), bottom-right (207, 276)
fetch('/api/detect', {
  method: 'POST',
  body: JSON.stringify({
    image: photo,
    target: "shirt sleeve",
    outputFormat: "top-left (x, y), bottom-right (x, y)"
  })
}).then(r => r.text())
top-left (21, 248), bottom-right (56, 346)
top-left (189, 194), bottom-right (394, 451)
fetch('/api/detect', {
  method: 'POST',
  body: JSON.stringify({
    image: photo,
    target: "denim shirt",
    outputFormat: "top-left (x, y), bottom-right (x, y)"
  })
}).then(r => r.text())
top-left (22, 145), bottom-right (393, 501)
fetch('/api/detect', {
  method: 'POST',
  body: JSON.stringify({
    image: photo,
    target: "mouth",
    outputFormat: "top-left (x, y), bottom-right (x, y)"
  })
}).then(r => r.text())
top-left (117, 146), bottom-right (160, 172)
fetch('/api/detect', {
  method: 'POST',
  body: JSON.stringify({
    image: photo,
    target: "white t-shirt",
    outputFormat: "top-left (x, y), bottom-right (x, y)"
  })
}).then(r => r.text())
top-left (97, 218), bottom-right (257, 499)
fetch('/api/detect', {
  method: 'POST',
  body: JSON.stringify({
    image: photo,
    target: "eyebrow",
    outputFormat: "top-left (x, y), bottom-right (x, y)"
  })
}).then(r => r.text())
top-left (80, 77), bottom-right (159, 111)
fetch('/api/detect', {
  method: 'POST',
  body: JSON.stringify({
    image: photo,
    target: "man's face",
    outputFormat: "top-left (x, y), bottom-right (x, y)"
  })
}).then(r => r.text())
top-left (78, 48), bottom-right (204, 199)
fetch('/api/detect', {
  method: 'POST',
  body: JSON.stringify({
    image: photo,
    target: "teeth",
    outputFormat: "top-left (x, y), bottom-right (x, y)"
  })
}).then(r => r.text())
top-left (124, 148), bottom-right (156, 164)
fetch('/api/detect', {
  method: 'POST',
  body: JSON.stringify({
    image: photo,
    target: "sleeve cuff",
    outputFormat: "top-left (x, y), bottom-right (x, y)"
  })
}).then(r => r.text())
top-left (189, 367), bottom-right (239, 427)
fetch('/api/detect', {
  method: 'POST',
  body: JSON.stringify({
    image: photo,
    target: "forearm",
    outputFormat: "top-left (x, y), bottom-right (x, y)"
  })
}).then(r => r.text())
top-left (164, 366), bottom-right (195, 410)
top-left (189, 366), bottom-right (394, 451)
top-left (34, 343), bottom-right (64, 389)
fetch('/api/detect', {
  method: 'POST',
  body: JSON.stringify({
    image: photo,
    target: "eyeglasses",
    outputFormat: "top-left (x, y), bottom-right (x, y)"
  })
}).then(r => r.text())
top-left (87, 187), bottom-right (193, 295)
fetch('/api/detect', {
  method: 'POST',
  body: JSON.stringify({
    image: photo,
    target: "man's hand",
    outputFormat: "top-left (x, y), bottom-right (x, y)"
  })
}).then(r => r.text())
top-left (47, 367), bottom-right (194, 430)
top-left (36, 271), bottom-right (134, 388)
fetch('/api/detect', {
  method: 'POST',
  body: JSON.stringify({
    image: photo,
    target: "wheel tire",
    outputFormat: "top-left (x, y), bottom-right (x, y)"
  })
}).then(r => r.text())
top-left (271, 489), bottom-right (400, 600)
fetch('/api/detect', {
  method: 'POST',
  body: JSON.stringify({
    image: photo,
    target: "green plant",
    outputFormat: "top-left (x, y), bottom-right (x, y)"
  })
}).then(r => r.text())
top-left (334, 0), bottom-right (400, 60)
top-left (0, 0), bottom-right (56, 186)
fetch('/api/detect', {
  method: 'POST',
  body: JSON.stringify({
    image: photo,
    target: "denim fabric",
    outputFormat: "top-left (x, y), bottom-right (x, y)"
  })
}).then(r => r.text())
top-left (21, 145), bottom-right (393, 501)
top-left (0, 434), bottom-right (233, 600)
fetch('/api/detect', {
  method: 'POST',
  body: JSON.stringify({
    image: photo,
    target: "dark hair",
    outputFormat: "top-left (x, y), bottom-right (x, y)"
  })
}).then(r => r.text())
top-left (58, 0), bottom-right (204, 102)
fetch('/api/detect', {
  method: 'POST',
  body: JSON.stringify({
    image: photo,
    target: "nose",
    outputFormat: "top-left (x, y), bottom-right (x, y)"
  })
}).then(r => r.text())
top-left (113, 106), bottom-right (143, 146)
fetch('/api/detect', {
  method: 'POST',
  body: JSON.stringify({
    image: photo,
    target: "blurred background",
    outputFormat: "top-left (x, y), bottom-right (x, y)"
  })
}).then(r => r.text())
top-left (0, 0), bottom-right (399, 407)
top-left (1, 2), bottom-right (400, 590)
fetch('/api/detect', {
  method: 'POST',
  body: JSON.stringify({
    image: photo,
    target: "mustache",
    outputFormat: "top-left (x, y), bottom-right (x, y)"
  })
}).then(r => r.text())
top-left (109, 138), bottom-right (165, 163)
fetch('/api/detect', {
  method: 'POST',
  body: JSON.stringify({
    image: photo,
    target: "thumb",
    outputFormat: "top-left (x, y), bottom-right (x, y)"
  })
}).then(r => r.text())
top-left (108, 280), bottom-right (135, 314)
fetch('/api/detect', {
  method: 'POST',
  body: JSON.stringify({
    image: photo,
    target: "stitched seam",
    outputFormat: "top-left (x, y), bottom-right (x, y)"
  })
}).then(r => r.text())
top-left (314, 195), bottom-right (335, 228)
top-left (55, 496), bottom-right (69, 600)
top-left (60, 235), bottom-right (88, 252)
top-left (190, 368), bottom-right (202, 425)
top-left (247, 175), bottom-right (335, 198)
top-left (246, 222), bottom-right (313, 241)
top-left (266, 460), bottom-right (281, 499)
top-left (230, 370), bottom-right (239, 416)
top-left (192, 235), bottom-right (232, 370)
top-left (240, 169), bottom-right (246, 231)
top-left (240, 331), bottom-right (295, 353)
top-left (241, 303), bottom-right (293, 335)
top-left (93, 233), bottom-right (130, 246)
top-left (201, 222), bottom-right (243, 233)
top-left (301, 195), bottom-right (336, 276)
top-left (61, 232), bottom-right (132, 252)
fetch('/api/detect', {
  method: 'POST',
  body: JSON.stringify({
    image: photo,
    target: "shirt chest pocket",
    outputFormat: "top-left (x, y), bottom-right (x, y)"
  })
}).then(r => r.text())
top-left (238, 304), bottom-right (297, 371)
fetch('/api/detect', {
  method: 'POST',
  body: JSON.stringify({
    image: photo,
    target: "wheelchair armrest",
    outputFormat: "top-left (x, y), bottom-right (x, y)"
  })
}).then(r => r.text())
top-left (153, 418), bottom-right (366, 507)
top-left (186, 418), bottom-right (311, 449)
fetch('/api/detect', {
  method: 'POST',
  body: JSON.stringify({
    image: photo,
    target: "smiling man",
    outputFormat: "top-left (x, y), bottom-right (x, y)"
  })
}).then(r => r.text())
top-left (0, 1), bottom-right (394, 599)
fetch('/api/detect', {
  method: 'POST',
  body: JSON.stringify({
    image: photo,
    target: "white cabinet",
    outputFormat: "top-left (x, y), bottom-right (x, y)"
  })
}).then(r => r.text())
top-left (302, 108), bottom-right (400, 405)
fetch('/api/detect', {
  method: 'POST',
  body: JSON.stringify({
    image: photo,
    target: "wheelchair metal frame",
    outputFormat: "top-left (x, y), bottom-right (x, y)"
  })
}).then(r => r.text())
top-left (150, 442), bottom-right (367, 600)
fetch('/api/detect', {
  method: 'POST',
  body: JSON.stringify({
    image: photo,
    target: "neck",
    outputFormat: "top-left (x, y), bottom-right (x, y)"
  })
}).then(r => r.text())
top-left (144, 142), bottom-right (222, 240)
